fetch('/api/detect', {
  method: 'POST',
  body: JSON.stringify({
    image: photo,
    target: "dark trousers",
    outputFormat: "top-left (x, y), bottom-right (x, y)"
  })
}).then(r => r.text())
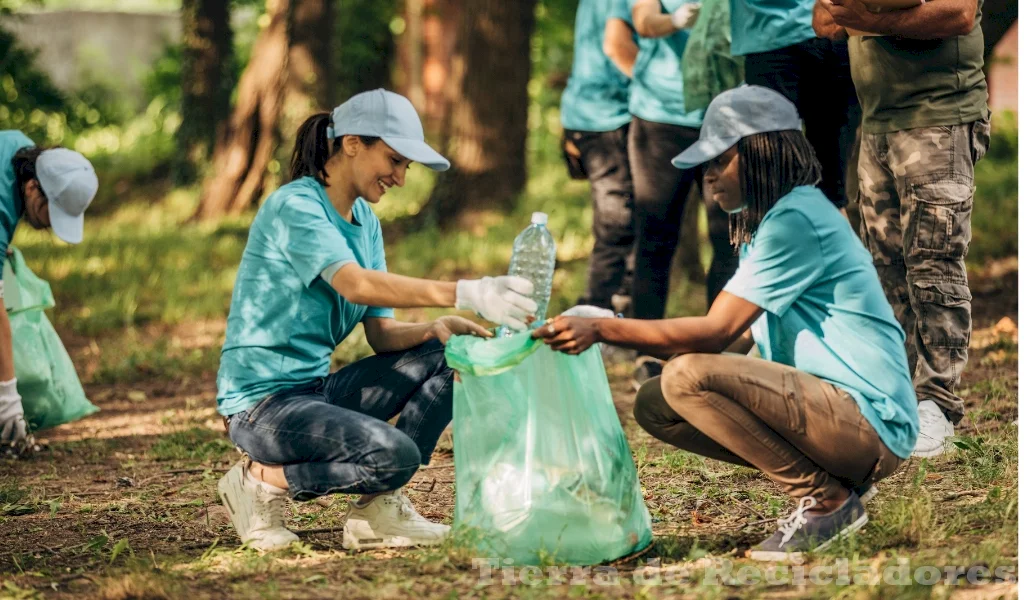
top-left (567, 125), bottom-right (635, 310)
top-left (744, 37), bottom-right (861, 208)
top-left (226, 340), bottom-right (453, 501)
top-left (627, 116), bottom-right (737, 319)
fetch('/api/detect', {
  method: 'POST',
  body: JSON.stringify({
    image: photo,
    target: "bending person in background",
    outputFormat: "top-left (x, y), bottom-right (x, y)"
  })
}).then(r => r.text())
top-left (628, 0), bottom-right (738, 389)
top-left (536, 86), bottom-right (918, 562)
top-left (0, 130), bottom-right (98, 455)
top-left (560, 0), bottom-right (638, 316)
top-left (215, 89), bottom-right (537, 552)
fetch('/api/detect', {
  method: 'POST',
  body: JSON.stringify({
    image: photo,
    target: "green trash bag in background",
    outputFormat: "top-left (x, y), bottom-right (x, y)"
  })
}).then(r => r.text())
top-left (682, 0), bottom-right (745, 112)
top-left (4, 247), bottom-right (97, 431)
top-left (445, 331), bottom-right (652, 565)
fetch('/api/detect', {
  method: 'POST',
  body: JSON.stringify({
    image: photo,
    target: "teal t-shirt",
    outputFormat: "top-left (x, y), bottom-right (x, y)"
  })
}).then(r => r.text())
top-left (0, 130), bottom-right (33, 275)
top-left (560, 0), bottom-right (634, 132)
top-left (628, 0), bottom-right (705, 127)
top-left (728, 0), bottom-right (815, 56)
top-left (216, 177), bottom-right (395, 416)
top-left (723, 186), bottom-right (919, 458)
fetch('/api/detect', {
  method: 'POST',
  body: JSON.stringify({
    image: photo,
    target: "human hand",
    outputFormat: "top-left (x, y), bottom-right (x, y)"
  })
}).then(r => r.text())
top-left (532, 316), bottom-right (602, 355)
top-left (671, 2), bottom-right (701, 29)
top-left (819, 0), bottom-right (876, 31)
top-left (431, 315), bottom-right (493, 345)
top-left (455, 276), bottom-right (538, 330)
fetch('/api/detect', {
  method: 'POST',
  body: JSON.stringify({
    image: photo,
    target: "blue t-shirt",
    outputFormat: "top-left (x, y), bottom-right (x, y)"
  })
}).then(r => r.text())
top-left (723, 186), bottom-right (919, 458)
top-left (729, 0), bottom-right (815, 56)
top-left (628, 0), bottom-right (705, 127)
top-left (216, 177), bottom-right (395, 416)
top-left (560, 0), bottom-right (634, 132)
top-left (0, 130), bottom-right (33, 276)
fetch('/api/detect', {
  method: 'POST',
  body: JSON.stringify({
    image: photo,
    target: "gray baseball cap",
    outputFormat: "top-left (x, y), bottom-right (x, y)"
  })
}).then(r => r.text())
top-left (671, 85), bottom-right (803, 170)
top-left (326, 89), bottom-right (450, 171)
top-left (36, 148), bottom-right (98, 244)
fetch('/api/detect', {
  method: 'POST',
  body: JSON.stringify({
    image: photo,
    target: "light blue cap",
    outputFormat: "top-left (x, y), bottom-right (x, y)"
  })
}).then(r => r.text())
top-left (671, 85), bottom-right (803, 170)
top-left (36, 148), bottom-right (98, 244)
top-left (326, 89), bottom-right (450, 172)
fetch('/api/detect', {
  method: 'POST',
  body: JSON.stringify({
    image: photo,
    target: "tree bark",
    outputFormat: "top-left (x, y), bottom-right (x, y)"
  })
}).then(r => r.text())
top-left (176, 0), bottom-right (233, 184)
top-left (194, 0), bottom-right (292, 220)
top-left (278, 0), bottom-right (334, 160)
top-left (419, 0), bottom-right (538, 228)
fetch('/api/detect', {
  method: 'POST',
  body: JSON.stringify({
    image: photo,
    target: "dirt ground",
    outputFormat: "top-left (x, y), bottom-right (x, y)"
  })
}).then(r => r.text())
top-left (0, 264), bottom-right (1018, 599)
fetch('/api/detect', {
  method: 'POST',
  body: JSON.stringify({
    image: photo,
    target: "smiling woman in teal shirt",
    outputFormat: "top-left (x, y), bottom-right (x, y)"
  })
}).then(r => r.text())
top-left (215, 90), bottom-right (538, 552)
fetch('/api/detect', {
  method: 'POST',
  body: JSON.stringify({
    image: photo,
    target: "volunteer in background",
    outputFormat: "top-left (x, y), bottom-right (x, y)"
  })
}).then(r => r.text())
top-left (537, 86), bottom-right (918, 561)
top-left (628, 0), bottom-right (737, 389)
top-left (560, 0), bottom-right (638, 315)
top-left (215, 89), bottom-right (537, 552)
top-left (816, 0), bottom-right (990, 457)
top-left (0, 130), bottom-right (98, 456)
top-left (731, 0), bottom-right (860, 213)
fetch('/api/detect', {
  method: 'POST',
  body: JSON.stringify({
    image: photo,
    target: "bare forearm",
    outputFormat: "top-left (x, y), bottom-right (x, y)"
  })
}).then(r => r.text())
top-left (632, 2), bottom-right (678, 38)
top-left (826, 0), bottom-right (976, 39)
top-left (596, 317), bottom-right (733, 358)
top-left (333, 265), bottom-right (456, 309)
top-left (869, 3), bottom-right (974, 38)
top-left (366, 320), bottom-right (436, 353)
top-left (604, 19), bottom-right (638, 77)
top-left (0, 303), bottom-right (13, 381)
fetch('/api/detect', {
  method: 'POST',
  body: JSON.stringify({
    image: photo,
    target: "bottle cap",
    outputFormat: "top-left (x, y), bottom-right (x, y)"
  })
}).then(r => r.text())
top-left (531, 212), bottom-right (548, 225)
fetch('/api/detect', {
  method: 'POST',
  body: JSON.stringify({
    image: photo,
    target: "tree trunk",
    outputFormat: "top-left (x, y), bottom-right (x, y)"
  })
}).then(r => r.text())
top-left (176, 0), bottom-right (233, 184)
top-left (279, 0), bottom-right (334, 160)
top-left (194, 0), bottom-right (292, 221)
top-left (419, 0), bottom-right (538, 228)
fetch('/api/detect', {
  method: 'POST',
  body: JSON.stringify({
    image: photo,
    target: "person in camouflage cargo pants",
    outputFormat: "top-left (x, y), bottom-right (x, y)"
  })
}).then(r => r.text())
top-left (858, 120), bottom-right (991, 454)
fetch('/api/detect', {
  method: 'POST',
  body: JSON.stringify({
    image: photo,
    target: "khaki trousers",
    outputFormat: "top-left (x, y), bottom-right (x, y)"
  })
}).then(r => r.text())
top-left (634, 353), bottom-right (902, 501)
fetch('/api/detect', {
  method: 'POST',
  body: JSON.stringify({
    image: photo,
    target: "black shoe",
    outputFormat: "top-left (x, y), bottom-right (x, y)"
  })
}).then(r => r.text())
top-left (631, 356), bottom-right (664, 391)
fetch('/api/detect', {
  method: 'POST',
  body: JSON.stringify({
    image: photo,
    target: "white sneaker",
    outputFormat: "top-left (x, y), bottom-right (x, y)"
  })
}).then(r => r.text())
top-left (912, 400), bottom-right (955, 458)
top-left (342, 490), bottom-right (449, 550)
top-left (218, 460), bottom-right (299, 551)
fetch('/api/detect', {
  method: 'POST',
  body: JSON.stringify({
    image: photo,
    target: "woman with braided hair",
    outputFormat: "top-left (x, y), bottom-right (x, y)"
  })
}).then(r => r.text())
top-left (535, 85), bottom-right (918, 561)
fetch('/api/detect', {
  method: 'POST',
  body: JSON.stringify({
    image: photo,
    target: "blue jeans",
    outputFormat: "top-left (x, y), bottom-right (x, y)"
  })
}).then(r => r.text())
top-left (227, 340), bottom-right (454, 501)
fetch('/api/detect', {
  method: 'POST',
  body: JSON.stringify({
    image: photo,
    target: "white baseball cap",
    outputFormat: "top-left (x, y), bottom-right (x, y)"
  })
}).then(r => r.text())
top-left (326, 89), bottom-right (450, 171)
top-left (672, 85), bottom-right (803, 170)
top-left (36, 148), bottom-right (98, 244)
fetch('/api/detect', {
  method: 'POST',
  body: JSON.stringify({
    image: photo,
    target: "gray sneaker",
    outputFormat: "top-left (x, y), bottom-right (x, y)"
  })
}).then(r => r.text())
top-left (749, 494), bottom-right (867, 562)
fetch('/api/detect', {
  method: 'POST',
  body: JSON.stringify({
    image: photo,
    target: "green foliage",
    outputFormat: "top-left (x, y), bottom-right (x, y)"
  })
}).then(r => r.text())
top-left (336, 0), bottom-right (398, 101)
top-left (969, 112), bottom-right (1018, 265)
top-left (149, 427), bottom-right (236, 462)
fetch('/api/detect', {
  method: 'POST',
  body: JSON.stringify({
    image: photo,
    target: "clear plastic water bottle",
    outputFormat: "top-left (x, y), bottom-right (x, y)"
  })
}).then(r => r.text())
top-left (497, 212), bottom-right (557, 338)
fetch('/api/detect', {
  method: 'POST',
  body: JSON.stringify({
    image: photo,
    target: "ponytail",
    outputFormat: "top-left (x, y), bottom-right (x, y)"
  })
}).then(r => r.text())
top-left (289, 113), bottom-right (337, 184)
top-left (289, 113), bottom-right (383, 185)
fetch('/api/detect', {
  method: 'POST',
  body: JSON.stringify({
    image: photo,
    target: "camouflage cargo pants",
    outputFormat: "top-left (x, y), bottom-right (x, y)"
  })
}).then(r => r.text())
top-left (857, 120), bottom-right (990, 424)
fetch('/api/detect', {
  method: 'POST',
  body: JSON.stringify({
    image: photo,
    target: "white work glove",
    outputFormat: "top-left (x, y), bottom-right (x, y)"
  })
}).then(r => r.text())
top-left (456, 276), bottom-right (538, 331)
top-left (561, 305), bottom-right (616, 319)
top-left (0, 378), bottom-right (33, 455)
top-left (671, 2), bottom-right (701, 29)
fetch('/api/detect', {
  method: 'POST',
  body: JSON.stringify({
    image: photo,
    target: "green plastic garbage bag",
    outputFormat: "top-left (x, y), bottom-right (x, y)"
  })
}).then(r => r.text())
top-left (682, 0), bottom-right (745, 112)
top-left (446, 331), bottom-right (652, 565)
top-left (4, 247), bottom-right (97, 431)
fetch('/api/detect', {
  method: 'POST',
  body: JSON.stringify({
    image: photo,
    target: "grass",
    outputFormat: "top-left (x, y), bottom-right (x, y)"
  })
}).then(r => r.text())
top-left (0, 122), bottom-right (1017, 598)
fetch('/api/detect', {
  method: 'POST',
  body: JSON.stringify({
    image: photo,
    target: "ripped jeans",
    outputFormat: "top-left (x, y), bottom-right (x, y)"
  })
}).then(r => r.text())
top-left (226, 340), bottom-right (454, 501)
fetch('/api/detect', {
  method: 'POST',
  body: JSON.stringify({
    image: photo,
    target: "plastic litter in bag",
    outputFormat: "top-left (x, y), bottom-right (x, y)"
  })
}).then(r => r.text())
top-left (446, 330), bottom-right (652, 565)
top-left (4, 247), bottom-right (98, 431)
